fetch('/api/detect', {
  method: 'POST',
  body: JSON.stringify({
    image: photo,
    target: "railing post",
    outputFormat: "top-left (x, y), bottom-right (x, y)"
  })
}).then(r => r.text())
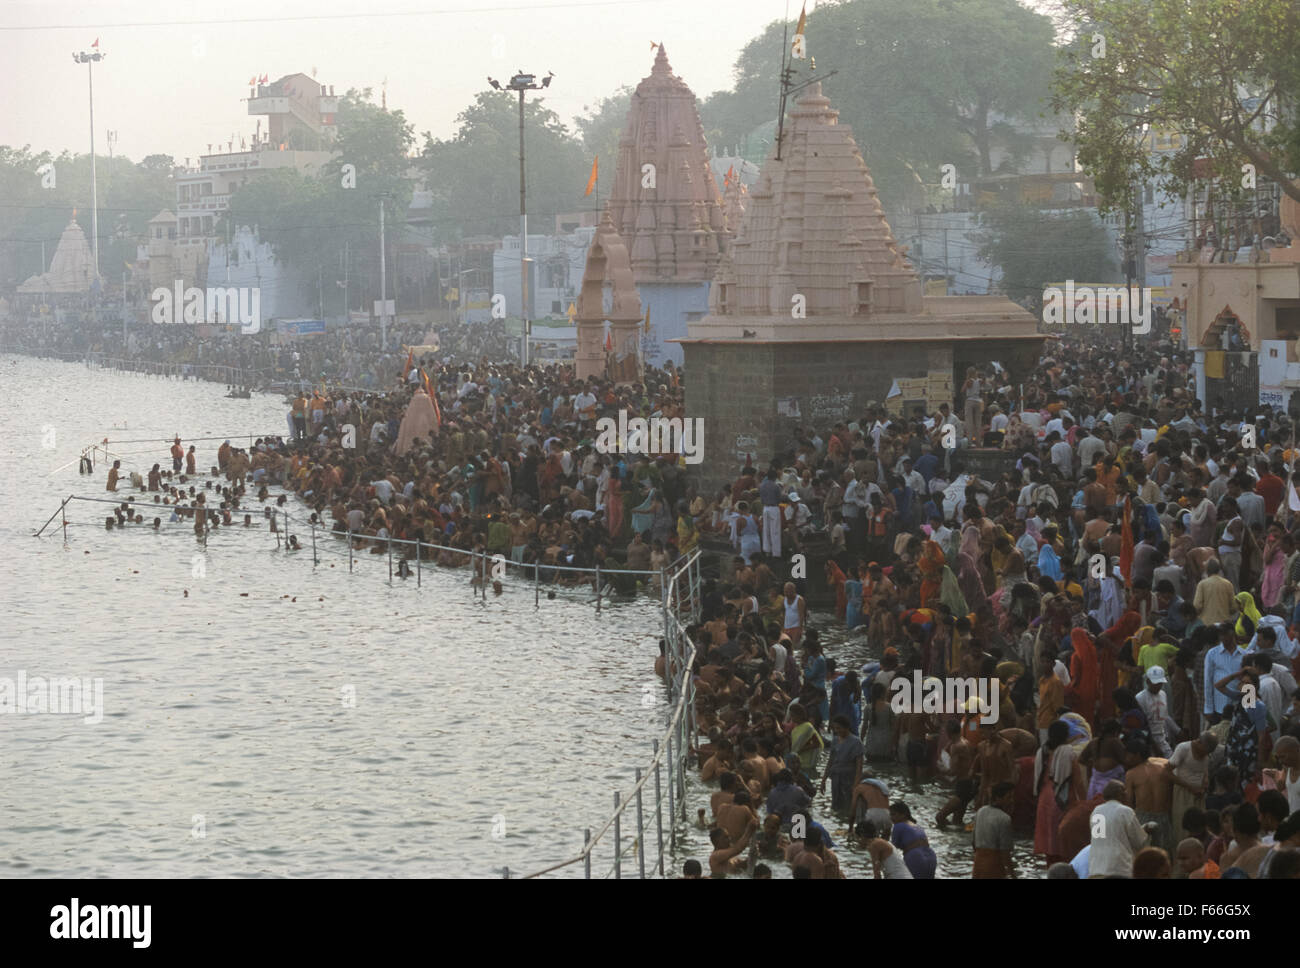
top-left (595, 562), bottom-right (601, 613)
top-left (502, 866), bottom-right (509, 879)
top-left (416, 538), bottom-right (421, 586)
top-left (311, 521), bottom-right (318, 565)
top-left (666, 725), bottom-right (676, 849)
top-left (583, 829), bottom-right (591, 880)
top-left (534, 560), bottom-right (539, 608)
top-left (388, 537), bottom-right (393, 581)
top-left (654, 740), bottom-right (665, 876)
top-left (635, 767), bottom-right (645, 879)
top-left (347, 529), bottom-right (353, 572)
top-left (613, 791), bottom-right (621, 880)
top-left (60, 497), bottom-right (68, 542)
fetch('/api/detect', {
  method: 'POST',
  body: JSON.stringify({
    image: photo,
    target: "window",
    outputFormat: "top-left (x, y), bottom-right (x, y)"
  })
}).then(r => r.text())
top-left (856, 282), bottom-right (873, 315)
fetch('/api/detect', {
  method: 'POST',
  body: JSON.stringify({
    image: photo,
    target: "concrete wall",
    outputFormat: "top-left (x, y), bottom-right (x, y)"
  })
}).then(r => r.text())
top-left (683, 337), bottom-right (1043, 493)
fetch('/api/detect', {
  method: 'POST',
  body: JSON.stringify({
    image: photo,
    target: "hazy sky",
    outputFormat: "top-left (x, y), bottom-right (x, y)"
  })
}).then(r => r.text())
top-left (2, 0), bottom-right (833, 162)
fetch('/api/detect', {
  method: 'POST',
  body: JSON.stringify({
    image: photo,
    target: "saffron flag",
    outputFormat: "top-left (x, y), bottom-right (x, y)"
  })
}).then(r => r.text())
top-left (260, 73), bottom-right (268, 84)
top-left (1119, 495), bottom-right (1134, 586)
top-left (402, 347), bottom-right (414, 380)
top-left (91, 37), bottom-right (99, 48)
top-left (249, 76), bottom-right (257, 86)
top-left (584, 157), bottom-right (598, 197)
top-left (795, 3), bottom-right (806, 35)
top-left (422, 369), bottom-right (442, 427)
top-left (792, 3), bottom-right (807, 58)
top-left (604, 328), bottom-right (613, 352)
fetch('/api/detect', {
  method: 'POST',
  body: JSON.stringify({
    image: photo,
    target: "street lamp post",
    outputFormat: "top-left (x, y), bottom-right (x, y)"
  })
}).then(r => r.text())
top-left (488, 70), bottom-right (552, 366)
top-left (72, 47), bottom-right (106, 282)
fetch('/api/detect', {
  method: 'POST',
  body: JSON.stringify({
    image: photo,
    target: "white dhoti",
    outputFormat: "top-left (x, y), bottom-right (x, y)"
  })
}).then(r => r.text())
top-left (762, 505), bottom-right (782, 557)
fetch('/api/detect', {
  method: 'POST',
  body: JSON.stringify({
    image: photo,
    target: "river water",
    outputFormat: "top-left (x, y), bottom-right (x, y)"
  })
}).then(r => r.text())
top-left (0, 355), bottom-right (670, 878)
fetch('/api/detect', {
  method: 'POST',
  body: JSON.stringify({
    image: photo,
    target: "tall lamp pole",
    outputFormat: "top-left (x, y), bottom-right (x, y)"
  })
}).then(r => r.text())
top-left (73, 46), bottom-right (106, 281)
top-left (488, 70), bottom-right (552, 366)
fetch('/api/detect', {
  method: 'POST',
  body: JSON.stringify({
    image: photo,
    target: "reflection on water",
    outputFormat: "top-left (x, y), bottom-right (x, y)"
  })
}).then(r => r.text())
top-left (0, 357), bottom-right (670, 878)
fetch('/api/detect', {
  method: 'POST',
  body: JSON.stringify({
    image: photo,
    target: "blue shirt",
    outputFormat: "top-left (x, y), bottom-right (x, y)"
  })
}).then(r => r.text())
top-left (765, 781), bottom-right (811, 822)
top-left (915, 453), bottom-right (940, 483)
top-left (1202, 644), bottom-right (1253, 715)
top-left (1225, 688), bottom-right (1268, 733)
top-left (759, 479), bottom-right (783, 507)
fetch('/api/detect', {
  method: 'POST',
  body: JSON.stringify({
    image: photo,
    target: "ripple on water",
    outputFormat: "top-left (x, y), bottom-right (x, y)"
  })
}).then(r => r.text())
top-left (2, 357), bottom-right (669, 877)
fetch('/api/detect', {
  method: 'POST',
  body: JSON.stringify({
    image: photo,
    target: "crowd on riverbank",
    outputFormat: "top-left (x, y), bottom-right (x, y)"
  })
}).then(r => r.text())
top-left (683, 332), bottom-right (1300, 879)
top-left (15, 304), bottom-right (1300, 879)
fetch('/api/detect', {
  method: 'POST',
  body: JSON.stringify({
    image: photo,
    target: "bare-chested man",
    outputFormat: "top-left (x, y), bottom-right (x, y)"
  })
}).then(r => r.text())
top-left (708, 816), bottom-right (757, 878)
top-left (739, 738), bottom-right (771, 792)
top-left (715, 787), bottom-right (759, 842)
top-left (790, 827), bottom-right (843, 879)
top-left (937, 720), bottom-right (977, 827)
top-left (1124, 737), bottom-right (1174, 854)
top-left (700, 740), bottom-right (736, 782)
top-left (847, 775), bottom-right (892, 836)
top-left (972, 722), bottom-right (1018, 808)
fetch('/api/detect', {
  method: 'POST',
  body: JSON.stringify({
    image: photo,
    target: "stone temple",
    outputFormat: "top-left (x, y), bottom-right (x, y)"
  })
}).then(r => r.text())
top-left (675, 83), bottom-right (1043, 492)
top-left (575, 45), bottom-right (726, 377)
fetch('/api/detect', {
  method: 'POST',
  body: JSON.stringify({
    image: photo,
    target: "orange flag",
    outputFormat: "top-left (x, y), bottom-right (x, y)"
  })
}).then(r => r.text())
top-left (584, 157), bottom-right (598, 197)
top-left (402, 347), bottom-right (414, 380)
top-left (422, 369), bottom-right (442, 427)
top-left (1119, 495), bottom-right (1134, 587)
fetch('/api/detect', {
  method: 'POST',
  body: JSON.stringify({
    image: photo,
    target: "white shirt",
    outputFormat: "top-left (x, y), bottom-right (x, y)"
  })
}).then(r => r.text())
top-left (990, 412), bottom-right (1009, 432)
top-left (1136, 687), bottom-right (1173, 757)
top-left (371, 479), bottom-right (394, 503)
top-left (1088, 800), bottom-right (1148, 877)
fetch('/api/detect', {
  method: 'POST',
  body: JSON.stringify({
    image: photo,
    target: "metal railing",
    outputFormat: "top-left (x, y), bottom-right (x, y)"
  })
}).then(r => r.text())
top-left (514, 550), bottom-right (700, 879)
top-left (36, 492), bottom-right (703, 877)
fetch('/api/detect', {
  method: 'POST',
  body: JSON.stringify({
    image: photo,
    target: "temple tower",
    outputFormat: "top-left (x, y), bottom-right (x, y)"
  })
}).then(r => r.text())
top-left (597, 44), bottom-right (727, 367)
top-left (677, 83), bottom-right (1042, 492)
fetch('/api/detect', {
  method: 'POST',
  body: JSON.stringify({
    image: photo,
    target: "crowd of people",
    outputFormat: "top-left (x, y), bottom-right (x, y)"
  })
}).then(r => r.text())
top-left (682, 333), bottom-right (1300, 879)
top-left (18, 302), bottom-right (1300, 879)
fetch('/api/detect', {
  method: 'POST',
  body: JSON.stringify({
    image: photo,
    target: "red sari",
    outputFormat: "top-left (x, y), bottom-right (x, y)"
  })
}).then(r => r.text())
top-left (1067, 628), bottom-right (1100, 727)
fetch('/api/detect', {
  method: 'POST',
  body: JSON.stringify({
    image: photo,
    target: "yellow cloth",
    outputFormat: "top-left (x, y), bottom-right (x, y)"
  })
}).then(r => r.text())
top-left (1204, 351), bottom-right (1225, 379)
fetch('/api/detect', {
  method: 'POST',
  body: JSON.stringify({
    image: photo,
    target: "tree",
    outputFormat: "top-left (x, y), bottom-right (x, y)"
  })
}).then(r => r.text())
top-left (575, 86), bottom-right (632, 182)
top-left (419, 92), bottom-right (588, 242)
top-left (974, 201), bottom-right (1117, 313)
top-left (1050, 0), bottom-right (1300, 208)
top-left (222, 88), bottom-right (415, 312)
top-left (0, 146), bottom-right (171, 286)
top-left (696, 0), bottom-right (1056, 206)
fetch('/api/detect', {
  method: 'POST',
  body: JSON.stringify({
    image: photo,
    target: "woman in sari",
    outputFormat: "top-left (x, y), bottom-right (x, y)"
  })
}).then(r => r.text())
top-left (1034, 720), bottom-right (1082, 864)
top-left (917, 539), bottom-right (946, 608)
top-left (1067, 627), bottom-right (1100, 727)
top-left (730, 501), bottom-right (761, 564)
top-left (956, 551), bottom-right (988, 613)
top-left (889, 802), bottom-right (938, 879)
top-left (676, 503), bottom-right (699, 555)
top-left (631, 487), bottom-right (658, 537)
top-left (1234, 591), bottom-right (1263, 641)
top-left (1260, 525), bottom-right (1285, 609)
top-left (1097, 610), bottom-right (1142, 720)
top-left (826, 560), bottom-right (848, 621)
top-left (604, 468), bottom-right (624, 539)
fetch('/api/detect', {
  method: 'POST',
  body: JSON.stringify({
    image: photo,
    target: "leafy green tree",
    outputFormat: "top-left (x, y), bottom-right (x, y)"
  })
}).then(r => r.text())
top-left (575, 86), bottom-right (632, 184)
top-left (697, 0), bottom-right (1056, 206)
top-left (0, 146), bottom-right (171, 286)
top-left (974, 201), bottom-right (1117, 312)
top-left (1051, 0), bottom-right (1300, 207)
top-left (418, 91), bottom-right (588, 242)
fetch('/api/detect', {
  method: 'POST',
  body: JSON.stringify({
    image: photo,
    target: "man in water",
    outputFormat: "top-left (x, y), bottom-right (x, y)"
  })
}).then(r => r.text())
top-left (936, 720), bottom-right (976, 828)
top-left (708, 815), bottom-right (757, 878)
top-left (106, 460), bottom-right (121, 492)
top-left (972, 722), bottom-right (1017, 809)
top-left (1125, 734), bottom-right (1174, 854)
top-left (781, 582), bottom-right (806, 650)
top-left (971, 781), bottom-right (1016, 878)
